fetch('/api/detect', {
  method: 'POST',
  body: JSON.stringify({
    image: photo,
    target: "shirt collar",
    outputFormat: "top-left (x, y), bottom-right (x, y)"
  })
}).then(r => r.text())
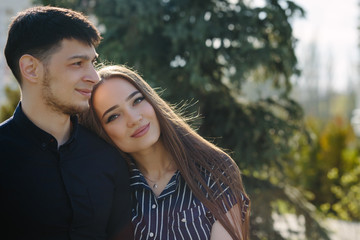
top-left (129, 161), bottom-right (151, 190)
top-left (13, 102), bottom-right (79, 150)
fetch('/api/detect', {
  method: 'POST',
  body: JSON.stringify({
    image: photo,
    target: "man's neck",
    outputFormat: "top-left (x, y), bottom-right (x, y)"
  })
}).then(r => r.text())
top-left (21, 101), bottom-right (72, 147)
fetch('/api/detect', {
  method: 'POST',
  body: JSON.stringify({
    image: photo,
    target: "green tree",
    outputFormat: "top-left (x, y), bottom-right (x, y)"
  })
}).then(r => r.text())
top-left (35, 0), bottom-right (330, 239)
top-left (0, 85), bottom-right (20, 122)
top-left (288, 117), bottom-right (360, 221)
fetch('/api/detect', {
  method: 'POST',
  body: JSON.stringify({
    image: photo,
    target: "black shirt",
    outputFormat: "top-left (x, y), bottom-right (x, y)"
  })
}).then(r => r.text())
top-left (0, 103), bottom-right (133, 240)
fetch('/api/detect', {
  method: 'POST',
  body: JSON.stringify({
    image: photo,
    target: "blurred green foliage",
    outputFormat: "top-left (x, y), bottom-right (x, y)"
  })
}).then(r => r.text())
top-left (0, 85), bottom-right (20, 122)
top-left (288, 116), bottom-right (360, 221)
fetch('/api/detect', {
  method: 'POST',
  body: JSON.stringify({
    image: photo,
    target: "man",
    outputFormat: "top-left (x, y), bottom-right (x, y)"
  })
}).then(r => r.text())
top-left (0, 6), bottom-right (132, 240)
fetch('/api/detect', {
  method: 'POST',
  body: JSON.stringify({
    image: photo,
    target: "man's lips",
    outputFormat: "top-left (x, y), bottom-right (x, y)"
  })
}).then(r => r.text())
top-left (131, 123), bottom-right (150, 138)
top-left (76, 88), bottom-right (92, 97)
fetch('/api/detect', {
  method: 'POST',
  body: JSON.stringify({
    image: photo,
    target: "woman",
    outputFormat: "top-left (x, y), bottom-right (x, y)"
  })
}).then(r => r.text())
top-left (80, 65), bottom-right (250, 240)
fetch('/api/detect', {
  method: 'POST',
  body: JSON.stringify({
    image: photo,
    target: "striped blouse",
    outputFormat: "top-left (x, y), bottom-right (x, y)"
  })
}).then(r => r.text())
top-left (129, 161), bottom-right (248, 240)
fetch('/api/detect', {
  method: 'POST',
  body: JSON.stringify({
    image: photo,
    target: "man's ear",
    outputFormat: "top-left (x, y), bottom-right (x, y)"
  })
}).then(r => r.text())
top-left (19, 54), bottom-right (43, 84)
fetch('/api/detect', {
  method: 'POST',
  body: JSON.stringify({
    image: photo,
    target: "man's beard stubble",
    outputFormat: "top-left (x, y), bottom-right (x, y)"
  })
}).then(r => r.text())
top-left (42, 68), bottom-right (89, 116)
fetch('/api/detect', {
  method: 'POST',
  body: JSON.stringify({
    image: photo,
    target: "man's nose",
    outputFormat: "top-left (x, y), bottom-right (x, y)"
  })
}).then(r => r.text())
top-left (84, 65), bottom-right (100, 84)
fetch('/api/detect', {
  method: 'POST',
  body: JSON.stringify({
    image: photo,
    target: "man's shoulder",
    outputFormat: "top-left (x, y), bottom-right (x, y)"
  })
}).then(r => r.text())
top-left (0, 115), bottom-right (14, 126)
top-left (0, 116), bottom-right (15, 137)
top-left (76, 124), bottom-right (128, 172)
top-left (0, 117), bottom-right (23, 156)
top-left (77, 124), bottom-right (109, 143)
top-left (76, 124), bottom-right (119, 153)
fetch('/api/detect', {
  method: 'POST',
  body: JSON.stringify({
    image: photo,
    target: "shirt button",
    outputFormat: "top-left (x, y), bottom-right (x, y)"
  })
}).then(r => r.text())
top-left (152, 204), bottom-right (156, 209)
top-left (149, 232), bottom-right (154, 237)
top-left (181, 218), bottom-right (186, 223)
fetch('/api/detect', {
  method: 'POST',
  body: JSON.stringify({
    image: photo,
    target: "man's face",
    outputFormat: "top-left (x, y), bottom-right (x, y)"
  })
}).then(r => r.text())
top-left (41, 39), bottom-right (99, 115)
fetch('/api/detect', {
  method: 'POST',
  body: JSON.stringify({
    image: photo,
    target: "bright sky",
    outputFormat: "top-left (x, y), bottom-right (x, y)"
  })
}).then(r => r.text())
top-left (292, 0), bottom-right (359, 93)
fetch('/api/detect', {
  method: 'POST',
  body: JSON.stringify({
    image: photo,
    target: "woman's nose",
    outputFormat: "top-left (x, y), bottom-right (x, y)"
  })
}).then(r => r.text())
top-left (126, 110), bottom-right (142, 127)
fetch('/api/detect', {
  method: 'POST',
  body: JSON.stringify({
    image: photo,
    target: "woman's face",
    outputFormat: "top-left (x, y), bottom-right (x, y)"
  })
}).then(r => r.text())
top-left (93, 77), bottom-right (161, 154)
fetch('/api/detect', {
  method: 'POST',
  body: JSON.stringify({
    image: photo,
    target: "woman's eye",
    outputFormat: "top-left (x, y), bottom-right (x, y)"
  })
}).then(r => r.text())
top-left (134, 97), bottom-right (145, 105)
top-left (106, 114), bottom-right (120, 123)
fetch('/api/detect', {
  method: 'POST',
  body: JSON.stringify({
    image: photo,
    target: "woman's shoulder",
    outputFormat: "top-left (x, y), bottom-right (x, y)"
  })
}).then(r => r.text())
top-left (199, 155), bottom-right (247, 201)
top-left (200, 155), bottom-right (236, 181)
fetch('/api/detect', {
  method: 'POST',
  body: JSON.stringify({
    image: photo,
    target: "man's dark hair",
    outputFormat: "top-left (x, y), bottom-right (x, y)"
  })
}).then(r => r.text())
top-left (4, 6), bottom-right (102, 85)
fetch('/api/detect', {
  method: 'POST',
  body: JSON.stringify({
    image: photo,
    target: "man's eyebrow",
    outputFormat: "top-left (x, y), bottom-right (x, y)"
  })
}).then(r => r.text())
top-left (67, 53), bottom-right (99, 61)
top-left (67, 55), bottom-right (90, 60)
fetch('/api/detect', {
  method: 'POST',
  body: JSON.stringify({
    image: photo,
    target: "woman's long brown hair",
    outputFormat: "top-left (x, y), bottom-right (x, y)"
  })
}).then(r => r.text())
top-left (79, 65), bottom-right (250, 240)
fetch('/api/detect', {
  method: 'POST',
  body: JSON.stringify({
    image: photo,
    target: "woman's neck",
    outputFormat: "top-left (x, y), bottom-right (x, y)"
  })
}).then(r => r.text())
top-left (131, 140), bottom-right (177, 179)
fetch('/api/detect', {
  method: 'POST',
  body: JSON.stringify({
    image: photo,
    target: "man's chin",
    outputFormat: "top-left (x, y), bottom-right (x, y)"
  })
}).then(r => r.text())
top-left (73, 103), bottom-right (90, 114)
top-left (59, 103), bottom-right (90, 116)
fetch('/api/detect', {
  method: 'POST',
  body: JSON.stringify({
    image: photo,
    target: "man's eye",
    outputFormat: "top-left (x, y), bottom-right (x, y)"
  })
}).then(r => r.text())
top-left (106, 114), bottom-right (120, 123)
top-left (134, 97), bottom-right (145, 105)
top-left (73, 61), bottom-right (82, 66)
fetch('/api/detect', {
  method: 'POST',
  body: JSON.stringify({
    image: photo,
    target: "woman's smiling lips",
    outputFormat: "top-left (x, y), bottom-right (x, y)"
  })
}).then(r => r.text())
top-left (131, 123), bottom-right (150, 138)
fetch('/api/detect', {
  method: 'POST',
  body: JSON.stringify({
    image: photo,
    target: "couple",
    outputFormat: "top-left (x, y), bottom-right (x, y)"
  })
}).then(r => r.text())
top-left (0, 6), bottom-right (250, 240)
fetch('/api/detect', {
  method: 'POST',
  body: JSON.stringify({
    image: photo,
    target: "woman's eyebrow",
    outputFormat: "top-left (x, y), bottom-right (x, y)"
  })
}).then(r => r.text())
top-left (126, 90), bottom-right (140, 102)
top-left (101, 90), bottom-right (140, 119)
top-left (102, 105), bottom-right (119, 119)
